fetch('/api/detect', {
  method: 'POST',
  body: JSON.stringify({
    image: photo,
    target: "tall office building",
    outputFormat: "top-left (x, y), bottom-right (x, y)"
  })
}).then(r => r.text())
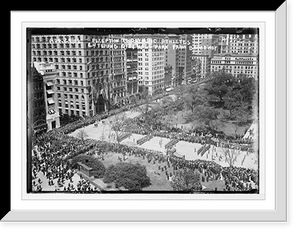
top-left (191, 34), bottom-right (219, 80)
top-left (218, 34), bottom-right (259, 54)
top-left (109, 35), bottom-right (127, 106)
top-left (192, 55), bottom-right (211, 80)
top-left (126, 48), bottom-right (139, 97)
top-left (192, 34), bottom-right (219, 57)
top-left (125, 34), bottom-right (166, 96)
top-left (31, 34), bottom-right (113, 117)
top-left (30, 66), bottom-right (48, 135)
top-left (176, 34), bottom-right (193, 85)
top-left (164, 64), bottom-right (173, 88)
top-left (164, 35), bottom-right (179, 86)
top-left (33, 62), bottom-right (60, 131)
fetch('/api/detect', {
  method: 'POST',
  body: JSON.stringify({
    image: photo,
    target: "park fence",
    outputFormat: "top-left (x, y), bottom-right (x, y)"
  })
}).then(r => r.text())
top-left (136, 134), bottom-right (154, 145)
top-left (165, 139), bottom-right (179, 149)
top-left (117, 132), bottom-right (132, 143)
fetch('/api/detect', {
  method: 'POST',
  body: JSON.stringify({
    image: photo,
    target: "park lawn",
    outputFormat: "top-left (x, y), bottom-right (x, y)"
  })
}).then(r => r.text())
top-left (202, 179), bottom-right (226, 191)
top-left (95, 152), bottom-right (228, 192)
top-left (209, 119), bottom-right (250, 137)
top-left (98, 152), bottom-right (173, 191)
top-left (161, 110), bottom-right (196, 131)
top-left (161, 108), bottom-right (251, 137)
top-left (213, 109), bottom-right (252, 136)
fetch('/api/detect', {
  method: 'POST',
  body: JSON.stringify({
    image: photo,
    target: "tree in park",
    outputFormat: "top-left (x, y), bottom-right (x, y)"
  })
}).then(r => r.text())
top-left (175, 84), bottom-right (187, 99)
top-left (222, 148), bottom-right (240, 168)
top-left (204, 70), bottom-right (257, 110)
top-left (164, 108), bottom-right (176, 130)
top-left (204, 70), bottom-right (235, 107)
top-left (234, 75), bottom-right (258, 105)
top-left (76, 129), bottom-right (88, 144)
top-left (203, 71), bottom-right (258, 136)
top-left (161, 96), bottom-right (174, 107)
top-left (189, 105), bottom-right (219, 129)
top-left (221, 76), bottom-right (257, 137)
top-left (108, 112), bottom-right (128, 144)
top-left (131, 91), bottom-right (160, 132)
top-left (103, 162), bottom-right (151, 191)
top-left (171, 168), bottom-right (203, 192)
top-left (183, 85), bottom-right (206, 112)
top-left (231, 107), bottom-right (252, 137)
top-left (223, 76), bottom-right (257, 120)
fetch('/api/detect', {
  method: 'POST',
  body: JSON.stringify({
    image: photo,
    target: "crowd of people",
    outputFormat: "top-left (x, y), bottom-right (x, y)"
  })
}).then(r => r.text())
top-left (32, 124), bottom-right (258, 192)
top-left (30, 90), bottom-right (258, 193)
top-left (166, 156), bottom-right (258, 191)
top-left (123, 118), bottom-right (254, 153)
top-left (46, 92), bottom-right (168, 137)
top-left (31, 129), bottom-right (100, 192)
top-left (85, 140), bottom-right (258, 191)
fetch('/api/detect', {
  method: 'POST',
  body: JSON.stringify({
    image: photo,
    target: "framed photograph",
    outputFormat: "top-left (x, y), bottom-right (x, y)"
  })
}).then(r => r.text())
top-left (4, 1), bottom-right (287, 222)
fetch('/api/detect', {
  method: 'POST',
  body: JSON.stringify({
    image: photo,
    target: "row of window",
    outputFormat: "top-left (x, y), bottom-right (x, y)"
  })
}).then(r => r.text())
top-left (32, 82), bottom-right (43, 91)
top-left (139, 73), bottom-right (164, 79)
top-left (137, 61), bottom-right (164, 66)
top-left (231, 50), bottom-right (258, 53)
top-left (32, 42), bottom-right (120, 53)
top-left (32, 47), bottom-right (111, 57)
top-left (32, 43), bottom-right (81, 49)
top-left (58, 102), bottom-right (85, 110)
top-left (230, 47), bottom-right (258, 52)
top-left (57, 79), bottom-right (85, 86)
top-left (58, 93), bottom-right (85, 100)
top-left (138, 71), bottom-right (164, 77)
top-left (211, 65), bottom-right (257, 69)
top-left (33, 92), bottom-right (44, 103)
top-left (57, 86), bottom-right (86, 93)
top-left (112, 80), bottom-right (126, 88)
top-left (153, 84), bottom-right (164, 90)
top-left (58, 108), bottom-right (86, 117)
top-left (231, 42), bottom-right (258, 46)
top-left (211, 68), bottom-right (257, 73)
top-left (32, 35), bottom-right (82, 42)
top-left (34, 67), bottom-right (110, 79)
top-left (54, 63), bottom-right (110, 71)
top-left (152, 79), bottom-right (164, 84)
top-left (33, 100), bottom-right (45, 108)
top-left (33, 56), bottom-right (83, 64)
top-left (211, 68), bottom-right (258, 74)
top-left (211, 60), bottom-right (256, 64)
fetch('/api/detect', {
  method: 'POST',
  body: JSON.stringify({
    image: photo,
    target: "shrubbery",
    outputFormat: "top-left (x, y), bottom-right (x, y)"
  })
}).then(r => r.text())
top-left (103, 162), bottom-right (150, 191)
top-left (171, 168), bottom-right (203, 192)
top-left (71, 155), bottom-right (106, 178)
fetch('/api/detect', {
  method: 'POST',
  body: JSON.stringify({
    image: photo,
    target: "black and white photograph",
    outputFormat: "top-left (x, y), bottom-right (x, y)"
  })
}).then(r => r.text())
top-left (27, 27), bottom-right (260, 194)
top-left (4, 0), bottom-right (291, 226)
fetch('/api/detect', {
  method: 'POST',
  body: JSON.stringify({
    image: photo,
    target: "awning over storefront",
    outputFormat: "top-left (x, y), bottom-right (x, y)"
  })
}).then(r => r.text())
top-left (47, 98), bottom-right (55, 104)
top-left (46, 90), bottom-right (54, 94)
top-left (46, 81), bottom-right (54, 86)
